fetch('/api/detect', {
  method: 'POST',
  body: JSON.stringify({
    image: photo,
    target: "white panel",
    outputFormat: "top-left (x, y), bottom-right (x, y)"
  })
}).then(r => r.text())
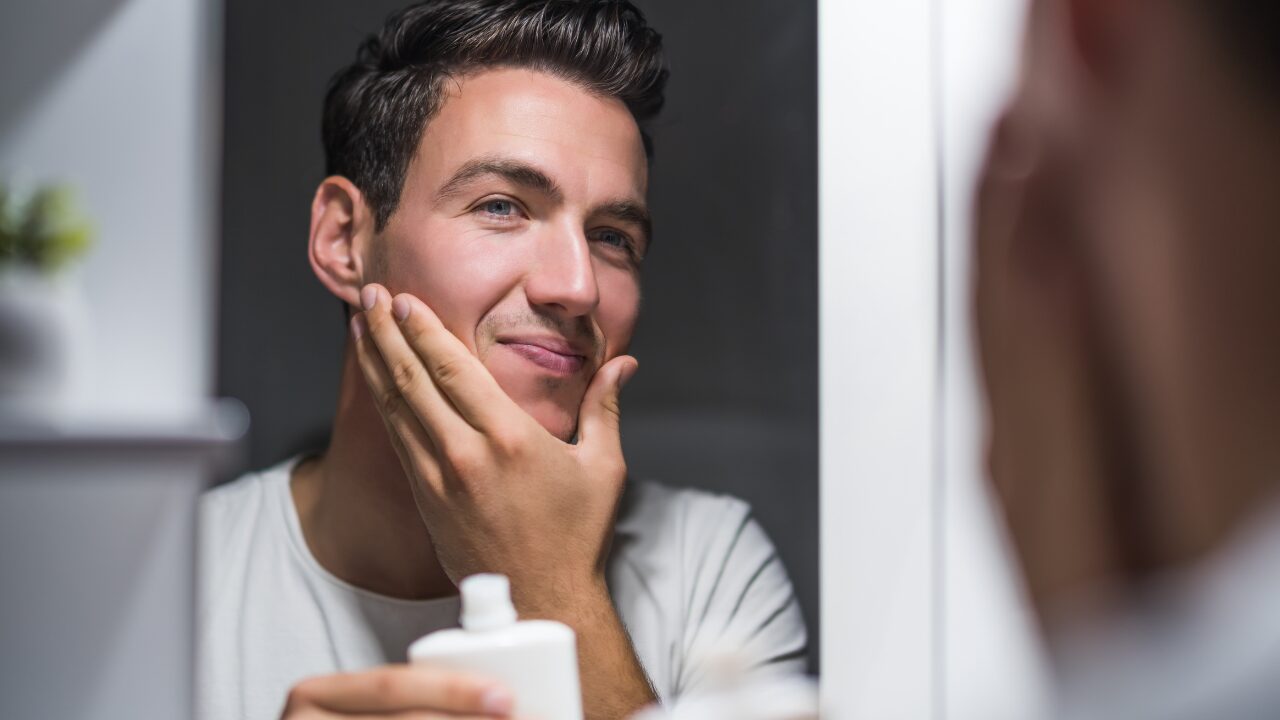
top-left (938, 1), bottom-right (1054, 718)
top-left (0, 0), bottom-right (220, 422)
top-left (0, 454), bottom-right (203, 720)
top-left (819, 1), bottom-right (939, 717)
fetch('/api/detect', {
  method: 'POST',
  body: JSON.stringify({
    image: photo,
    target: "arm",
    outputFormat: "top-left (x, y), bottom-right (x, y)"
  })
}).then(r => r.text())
top-left (351, 284), bottom-right (654, 719)
top-left (520, 579), bottom-right (657, 719)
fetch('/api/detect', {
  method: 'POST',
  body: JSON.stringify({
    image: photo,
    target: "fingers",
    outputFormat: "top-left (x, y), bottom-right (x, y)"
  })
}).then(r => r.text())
top-left (351, 309), bottom-right (446, 495)
top-left (285, 707), bottom-right (514, 717)
top-left (284, 665), bottom-right (513, 717)
top-left (576, 355), bottom-right (637, 462)
top-left (974, 113), bottom-right (1034, 285)
top-left (386, 290), bottom-right (519, 433)
top-left (356, 282), bottom-right (633, 473)
top-left (973, 112), bottom-right (1035, 392)
top-left (356, 285), bottom-right (476, 444)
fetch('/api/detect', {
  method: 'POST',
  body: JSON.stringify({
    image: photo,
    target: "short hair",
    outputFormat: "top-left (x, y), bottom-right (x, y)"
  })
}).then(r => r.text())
top-left (322, 0), bottom-right (668, 230)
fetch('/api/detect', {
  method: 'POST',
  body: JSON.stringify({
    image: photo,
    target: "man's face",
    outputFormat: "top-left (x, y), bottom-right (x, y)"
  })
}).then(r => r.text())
top-left (368, 68), bottom-right (650, 441)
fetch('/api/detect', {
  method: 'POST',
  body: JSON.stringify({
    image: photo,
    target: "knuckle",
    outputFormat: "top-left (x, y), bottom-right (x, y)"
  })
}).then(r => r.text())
top-left (398, 314), bottom-right (423, 342)
top-left (283, 680), bottom-right (316, 711)
top-left (388, 357), bottom-right (422, 392)
top-left (602, 457), bottom-right (627, 481)
top-left (440, 675), bottom-right (479, 708)
top-left (601, 395), bottom-right (623, 422)
top-left (443, 442), bottom-right (481, 475)
top-left (371, 670), bottom-right (406, 702)
top-left (365, 308), bottom-right (394, 337)
top-left (489, 428), bottom-right (525, 457)
top-left (378, 386), bottom-right (406, 419)
top-left (430, 355), bottom-right (465, 388)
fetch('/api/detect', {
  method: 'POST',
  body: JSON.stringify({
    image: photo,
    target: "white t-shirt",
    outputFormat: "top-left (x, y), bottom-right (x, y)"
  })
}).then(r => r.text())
top-left (1054, 500), bottom-right (1280, 720)
top-left (196, 456), bottom-right (807, 719)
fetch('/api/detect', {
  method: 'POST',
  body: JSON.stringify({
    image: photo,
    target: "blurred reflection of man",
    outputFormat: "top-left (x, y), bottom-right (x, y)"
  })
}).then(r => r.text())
top-left (975, 1), bottom-right (1280, 718)
top-left (197, 3), bottom-right (805, 719)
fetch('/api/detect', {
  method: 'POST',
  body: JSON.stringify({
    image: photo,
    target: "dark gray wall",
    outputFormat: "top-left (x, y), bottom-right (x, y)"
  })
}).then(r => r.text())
top-left (218, 0), bottom-right (818, 671)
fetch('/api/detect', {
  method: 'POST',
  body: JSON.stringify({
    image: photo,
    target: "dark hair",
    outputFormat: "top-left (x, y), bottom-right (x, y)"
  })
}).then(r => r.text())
top-left (322, 0), bottom-right (668, 230)
top-left (1199, 1), bottom-right (1280, 96)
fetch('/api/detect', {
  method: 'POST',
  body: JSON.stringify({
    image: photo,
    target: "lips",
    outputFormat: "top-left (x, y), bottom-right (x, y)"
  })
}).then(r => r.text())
top-left (497, 337), bottom-right (588, 375)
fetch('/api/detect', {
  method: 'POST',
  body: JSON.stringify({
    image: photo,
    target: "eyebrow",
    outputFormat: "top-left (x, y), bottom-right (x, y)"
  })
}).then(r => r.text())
top-left (435, 156), bottom-right (564, 204)
top-left (595, 199), bottom-right (653, 248)
top-left (435, 154), bottom-right (652, 246)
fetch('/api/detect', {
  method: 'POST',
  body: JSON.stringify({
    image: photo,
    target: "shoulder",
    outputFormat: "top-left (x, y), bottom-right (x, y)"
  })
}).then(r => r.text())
top-left (613, 478), bottom-right (779, 594)
top-left (200, 461), bottom-right (286, 544)
top-left (616, 479), bottom-right (752, 546)
top-left (613, 479), bottom-right (808, 692)
top-left (198, 458), bottom-right (297, 610)
top-left (201, 468), bottom-right (267, 524)
top-left (613, 479), bottom-right (762, 582)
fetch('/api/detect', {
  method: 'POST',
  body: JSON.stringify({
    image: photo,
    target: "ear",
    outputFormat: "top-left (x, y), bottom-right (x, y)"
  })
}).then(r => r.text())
top-left (309, 176), bottom-right (375, 308)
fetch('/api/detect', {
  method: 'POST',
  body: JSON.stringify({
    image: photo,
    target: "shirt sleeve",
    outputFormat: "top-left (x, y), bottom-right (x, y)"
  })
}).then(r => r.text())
top-left (674, 494), bottom-right (809, 696)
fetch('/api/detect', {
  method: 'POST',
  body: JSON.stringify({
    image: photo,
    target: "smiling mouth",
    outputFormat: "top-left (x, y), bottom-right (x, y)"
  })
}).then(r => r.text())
top-left (497, 339), bottom-right (587, 375)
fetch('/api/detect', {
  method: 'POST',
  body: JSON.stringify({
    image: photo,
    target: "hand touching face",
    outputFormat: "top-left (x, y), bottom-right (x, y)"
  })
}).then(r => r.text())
top-left (350, 284), bottom-right (636, 592)
top-left (369, 68), bottom-right (650, 442)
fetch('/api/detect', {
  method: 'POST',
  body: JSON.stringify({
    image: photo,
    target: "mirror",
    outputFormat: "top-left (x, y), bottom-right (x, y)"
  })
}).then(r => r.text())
top-left (216, 0), bottom-right (820, 715)
top-left (818, 0), bottom-right (1047, 717)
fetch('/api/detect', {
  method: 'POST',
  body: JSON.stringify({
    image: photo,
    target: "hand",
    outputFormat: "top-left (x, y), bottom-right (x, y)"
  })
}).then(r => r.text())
top-left (349, 284), bottom-right (638, 610)
top-left (280, 664), bottom-right (513, 719)
top-left (973, 110), bottom-right (1121, 622)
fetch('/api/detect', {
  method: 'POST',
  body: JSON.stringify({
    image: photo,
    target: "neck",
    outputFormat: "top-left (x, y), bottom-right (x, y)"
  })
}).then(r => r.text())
top-left (291, 338), bottom-right (455, 600)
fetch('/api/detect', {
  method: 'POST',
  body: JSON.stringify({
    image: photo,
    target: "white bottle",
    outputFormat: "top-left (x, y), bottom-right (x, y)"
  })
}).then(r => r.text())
top-left (408, 574), bottom-right (584, 720)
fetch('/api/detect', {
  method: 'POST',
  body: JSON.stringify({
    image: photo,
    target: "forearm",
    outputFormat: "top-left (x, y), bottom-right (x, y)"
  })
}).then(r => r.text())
top-left (516, 578), bottom-right (657, 720)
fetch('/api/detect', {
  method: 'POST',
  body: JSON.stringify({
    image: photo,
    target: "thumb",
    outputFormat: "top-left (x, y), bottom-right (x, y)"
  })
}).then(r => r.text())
top-left (577, 355), bottom-right (638, 454)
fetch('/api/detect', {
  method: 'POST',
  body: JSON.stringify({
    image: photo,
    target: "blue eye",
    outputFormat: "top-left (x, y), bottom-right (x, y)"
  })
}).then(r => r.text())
top-left (481, 199), bottom-right (515, 217)
top-left (596, 229), bottom-right (629, 248)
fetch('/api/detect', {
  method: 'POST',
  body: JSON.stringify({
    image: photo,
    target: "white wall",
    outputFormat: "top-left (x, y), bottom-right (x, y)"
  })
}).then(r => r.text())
top-left (821, 0), bottom-right (1051, 717)
top-left (0, 0), bottom-right (220, 423)
top-left (819, 2), bottom-right (939, 717)
top-left (1, 6), bottom-right (228, 718)
top-left (939, 1), bottom-right (1053, 718)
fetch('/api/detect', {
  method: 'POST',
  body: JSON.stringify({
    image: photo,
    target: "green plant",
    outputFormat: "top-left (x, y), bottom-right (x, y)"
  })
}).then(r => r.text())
top-left (0, 183), bottom-right (94, 273)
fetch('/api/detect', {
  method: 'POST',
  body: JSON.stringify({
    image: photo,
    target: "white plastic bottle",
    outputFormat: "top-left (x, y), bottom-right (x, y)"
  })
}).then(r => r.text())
top-left (408, 574), bottom-right (584, 720)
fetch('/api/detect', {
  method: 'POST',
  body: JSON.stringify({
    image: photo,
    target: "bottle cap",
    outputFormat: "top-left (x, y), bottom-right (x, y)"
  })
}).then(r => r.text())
top-left (459, 574), bottom-right (518, 631)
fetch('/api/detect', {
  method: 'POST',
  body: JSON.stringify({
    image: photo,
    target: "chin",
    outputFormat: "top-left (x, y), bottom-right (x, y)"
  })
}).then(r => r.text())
top-left (524, 402), bottom-right (578, 442)
top-left (485, 360), bottom-right (584, 442)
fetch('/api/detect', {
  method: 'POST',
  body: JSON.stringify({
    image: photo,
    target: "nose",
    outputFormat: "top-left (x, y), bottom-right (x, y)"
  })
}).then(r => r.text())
top-left (524, 223), bottom-right (600, 318)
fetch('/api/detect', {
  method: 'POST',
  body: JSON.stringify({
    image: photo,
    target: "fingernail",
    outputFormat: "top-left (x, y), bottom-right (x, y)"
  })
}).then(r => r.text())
top-left (350, 314), bottom-right (366, 341)
top-left (618, 361), bottom-right (638, 390)
top-left (392, 295), bottom-right (411, 323)
top-left (361, 285), bottom-right (377, 311)
top-left (481, 687), bottom-right (513, 715)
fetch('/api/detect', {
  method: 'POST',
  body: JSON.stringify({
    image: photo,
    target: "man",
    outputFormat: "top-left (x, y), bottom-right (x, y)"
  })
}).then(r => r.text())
top-left (197, 2), bottom-right (806, 719)
top-left (975, 0), bottom-right (1280, 717)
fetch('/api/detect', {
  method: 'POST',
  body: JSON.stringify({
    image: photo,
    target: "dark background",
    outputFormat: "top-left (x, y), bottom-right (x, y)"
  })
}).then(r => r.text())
top-left (217, 0), bottom-right (819, 671)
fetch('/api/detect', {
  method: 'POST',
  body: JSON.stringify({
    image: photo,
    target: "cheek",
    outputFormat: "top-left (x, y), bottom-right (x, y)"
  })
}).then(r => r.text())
top-left (595, 268), bottom-right (641, 356)
top-left (379, 230), bottom-right (525, 353)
